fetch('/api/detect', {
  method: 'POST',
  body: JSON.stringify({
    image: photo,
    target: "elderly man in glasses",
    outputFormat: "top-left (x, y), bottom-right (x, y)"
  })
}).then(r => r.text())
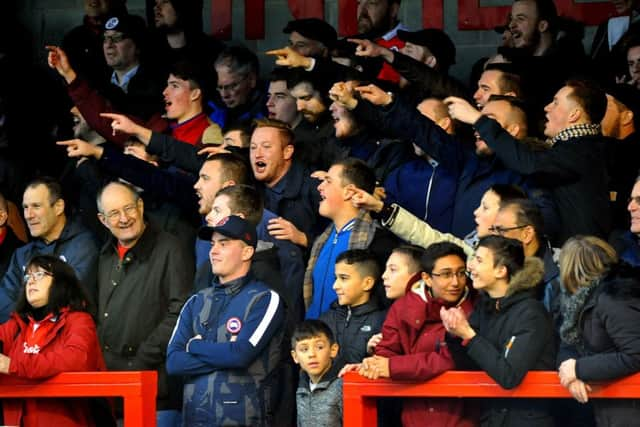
top-left (208, 46), bottom-right (268, 129)
top-left (95, 180), bottom-right (192, 426)
top-left (611, 176), bottom-right (640, 268)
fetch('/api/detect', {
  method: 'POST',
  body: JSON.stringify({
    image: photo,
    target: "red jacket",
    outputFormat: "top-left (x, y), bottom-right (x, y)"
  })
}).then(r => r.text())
top-left (0, 309), bottom-right (107, 427)
top-left (375, 280), bottom-right (478, 427)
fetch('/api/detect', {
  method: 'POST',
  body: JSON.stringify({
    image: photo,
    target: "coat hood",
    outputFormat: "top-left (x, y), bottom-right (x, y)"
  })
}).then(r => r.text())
top-left (505, 256), bottom-right (545, 298)
top-left (601, 262), bottom-right (640, 300)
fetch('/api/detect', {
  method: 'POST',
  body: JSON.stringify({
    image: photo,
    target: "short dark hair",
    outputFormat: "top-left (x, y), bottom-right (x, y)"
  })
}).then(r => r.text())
top-left (214, 185), bottom-right (264, 226)
top-left (524, 0), bottom-right (558, 33)
top-left (16, 255), bottom-right (92, 317)
top-left (214, 45), bottom-right (259, 77)
top-left (488, 184), bottom-right (526, 203)
top-left (391, 245), bottom-right (425, 275)
top-left (477, 235), bottom-right (525, 281)
top-left (169, 60), bottom-right (209, 91)
top-left (500, 198), bottom-right (545, 240)
top-left (487, 94), bottom-right (527, 112)
top-left (421, 242), bottom-right (467, 273)
top-left (484, 63), bottom-right (523, 98)
top-left (291, 319), bottom-right (335, 349)
top-left (336, 249), bottom-right (381, 281)
top-left (335, 158), bottom-right (376, 194)
top-left (269, 66), bottom-right (293, 83)
top-left (204, 152), bottom-right (252, 185)
top-left (26, 176), bottom-right (64, 206)
top-left (285, 69), bottom-right (331, 104)
top-left (565, 79), bottom-right (607, 124)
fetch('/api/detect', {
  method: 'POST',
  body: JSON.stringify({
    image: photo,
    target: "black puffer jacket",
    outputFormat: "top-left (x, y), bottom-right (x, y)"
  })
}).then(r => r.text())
top-left (449, 257), bottom-right (556, 427)
top-left (574, 264), bottom-right (640, 381)
top-left (320, 297), bottom-right (386, 365)
top-left (569, 264), bottom-right (640, 426)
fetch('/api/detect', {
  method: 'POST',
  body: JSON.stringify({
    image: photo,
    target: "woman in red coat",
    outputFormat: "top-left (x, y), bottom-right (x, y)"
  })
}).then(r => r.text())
top-left (358, 242), bottom-right (478, 427)
top-left (0, 254), bottom-right (107, 427)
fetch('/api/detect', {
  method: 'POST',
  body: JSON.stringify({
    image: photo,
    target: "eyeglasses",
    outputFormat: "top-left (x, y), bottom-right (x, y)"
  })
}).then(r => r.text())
top-left (103, 34), bottom-right (127, 44)
top-left (489, 224), bottom-right (529, 235)
top-left (101, 203), bottom-right (138, 224)
top-left (629, 196), bottom-right (640, 206)
top-left (216, 79), bottom-right (244, 93)
top-left (430, 270), bottom-right (468, 280)
top-left (23, 271), bottom-right (52, 285)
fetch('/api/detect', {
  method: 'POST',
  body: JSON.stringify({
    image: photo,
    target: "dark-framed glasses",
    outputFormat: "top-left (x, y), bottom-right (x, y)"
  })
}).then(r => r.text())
top-left (430, 270), bottom-right (468, 280)
top-left (489, 224), bottom-right (529, 235)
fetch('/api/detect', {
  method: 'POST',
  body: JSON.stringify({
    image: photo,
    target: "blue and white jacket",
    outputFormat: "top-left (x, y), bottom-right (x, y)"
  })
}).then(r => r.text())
top-left (167, 273), bottom-right (285, 426)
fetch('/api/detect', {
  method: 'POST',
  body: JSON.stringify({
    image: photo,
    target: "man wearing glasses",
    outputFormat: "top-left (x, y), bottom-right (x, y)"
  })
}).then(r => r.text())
top-left (0, 177), bottom-right (99, 323)
top-left (490, 198), bottom-right (559, 308)
top-left (95, 181), bottom-right (193, 426)
top-left (611, 176), bottom-right (640, 268)
top-left (209, 46), bottom-right (268, 129)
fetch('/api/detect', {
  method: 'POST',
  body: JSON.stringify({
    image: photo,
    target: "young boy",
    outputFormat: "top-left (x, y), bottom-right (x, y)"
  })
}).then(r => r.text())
top-left (367, 245), bottom-right (426, 354)
top-left (291, 320), bottom-right (342, 427)
top-left (320, 249), bottom-right (387, 364)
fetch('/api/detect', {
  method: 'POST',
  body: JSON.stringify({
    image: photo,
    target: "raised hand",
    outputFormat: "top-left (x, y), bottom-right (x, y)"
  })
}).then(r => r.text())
top-left (267, 216), bottom-right (308, 247)
top-left (57, 138), bottom-right (103, 159)
top-left (354, 84), bottom-right (392, 106)
top-left (328, 81), bottom-right (358, 110)
top-left (46, 45), bottom-right (76, 83)
top-left (444, 97), bottom-right (482, 125)
top-left (351, 188), bottom-right (384, 213)
top-left (265, 47), bottom-right (313, 69)
top-left (348, 38), bottom-right (394, 62)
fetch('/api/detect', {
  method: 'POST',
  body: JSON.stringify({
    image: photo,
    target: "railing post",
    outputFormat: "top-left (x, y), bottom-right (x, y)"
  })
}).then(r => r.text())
top-left (123, 371), bottom-right (158, 427)
top-left (343, 373), bottom-right (378, 427)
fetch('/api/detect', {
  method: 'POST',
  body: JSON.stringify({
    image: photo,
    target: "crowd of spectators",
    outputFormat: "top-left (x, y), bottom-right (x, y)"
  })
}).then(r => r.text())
top-left (0, 0), bottom-right (640, 426)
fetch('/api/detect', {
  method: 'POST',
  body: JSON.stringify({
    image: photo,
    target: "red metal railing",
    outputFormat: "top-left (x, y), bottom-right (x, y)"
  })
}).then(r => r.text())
top-left (343, 371), bottom-right (640, 426)
top-left (0, 371), bottom-right (157, 426)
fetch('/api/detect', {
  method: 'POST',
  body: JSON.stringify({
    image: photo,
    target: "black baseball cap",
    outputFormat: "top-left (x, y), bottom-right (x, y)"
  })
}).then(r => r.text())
top-left (397, 28), bottom-right (456, 69)
top-left (103, 14), bottom-right (147, 46)
top-left (198, 215), bottom-right (257, 247)
top-left (283, 18), bottom-right (338, 49)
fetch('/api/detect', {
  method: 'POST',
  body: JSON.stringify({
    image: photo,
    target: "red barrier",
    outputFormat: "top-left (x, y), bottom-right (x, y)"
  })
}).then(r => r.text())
top-left (343, 371), bottom-right (640, 426)
top-left (0, 371), bottom-right (157, 426)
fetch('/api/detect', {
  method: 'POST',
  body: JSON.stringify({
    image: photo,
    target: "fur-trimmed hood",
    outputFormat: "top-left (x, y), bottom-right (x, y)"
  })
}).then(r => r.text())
top-left (505, 257), bottom-right (545, 298)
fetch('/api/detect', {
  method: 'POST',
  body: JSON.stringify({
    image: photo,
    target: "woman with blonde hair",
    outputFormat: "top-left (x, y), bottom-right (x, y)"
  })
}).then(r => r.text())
top-left (558, 235), bottom-right (640, 426)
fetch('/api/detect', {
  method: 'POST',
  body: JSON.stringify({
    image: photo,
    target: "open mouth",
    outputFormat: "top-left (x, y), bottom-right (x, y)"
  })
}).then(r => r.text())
top-left (254, 161), bottom-right (267, 173)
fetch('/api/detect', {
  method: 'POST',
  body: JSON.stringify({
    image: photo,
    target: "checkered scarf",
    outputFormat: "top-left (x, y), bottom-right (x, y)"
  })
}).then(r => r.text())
top-left (549, 123), bottom-right (601, 145)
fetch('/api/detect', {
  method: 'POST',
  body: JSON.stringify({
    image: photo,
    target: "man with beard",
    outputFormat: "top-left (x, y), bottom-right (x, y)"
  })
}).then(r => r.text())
top-left (250, 119), bottom-right (324, 248)
top-left (447, 79), bottom-right (611, 244)
top-left (356, 0), bottom-right (406, 83)
top-left (287, 70), bottom-right (336, 169)
top-left (332, 83), bottom-right (557, 241)
top-left (149, 0), bottom-right (224, 70)
top-left (601, 84), bottom-right (640, 229)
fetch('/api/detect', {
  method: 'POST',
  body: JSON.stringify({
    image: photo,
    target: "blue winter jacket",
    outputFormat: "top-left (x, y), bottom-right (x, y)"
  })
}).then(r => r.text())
top-left (0, 217), bottom-right (99, 322)
top-left (167, 274), bottom-right (285, 426)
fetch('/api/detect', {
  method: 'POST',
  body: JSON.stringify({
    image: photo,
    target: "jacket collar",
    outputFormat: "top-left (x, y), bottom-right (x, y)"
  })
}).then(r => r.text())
top-left (102, 221), bottom-right (158, 260)
top-left (213, 273), bottom-right (253, 296)
top-left (298, 357), bottom-right (342, 391)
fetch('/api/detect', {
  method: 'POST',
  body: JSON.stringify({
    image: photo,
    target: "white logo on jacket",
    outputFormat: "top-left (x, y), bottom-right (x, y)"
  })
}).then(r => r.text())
top-left (23, 342), bottom-right (41, 354)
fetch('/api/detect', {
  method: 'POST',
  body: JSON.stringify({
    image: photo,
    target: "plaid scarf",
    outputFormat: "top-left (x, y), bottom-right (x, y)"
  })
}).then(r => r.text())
top-left (302, 210), bottom-right (378, 309)
top-left (549, 123), bottom-right (601, 145)
top-left (559, 280), bottom-right (600, 353)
